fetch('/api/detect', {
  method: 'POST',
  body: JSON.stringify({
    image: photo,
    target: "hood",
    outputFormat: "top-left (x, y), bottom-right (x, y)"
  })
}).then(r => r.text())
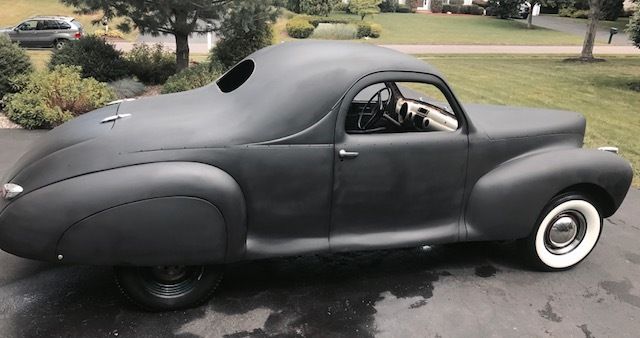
top-left (464, 103), bottom-right (586, 141)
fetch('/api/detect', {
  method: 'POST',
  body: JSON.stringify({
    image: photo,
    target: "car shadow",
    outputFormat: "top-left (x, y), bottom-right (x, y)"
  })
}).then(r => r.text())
top-left (4, 241), bottom-right (528, 337)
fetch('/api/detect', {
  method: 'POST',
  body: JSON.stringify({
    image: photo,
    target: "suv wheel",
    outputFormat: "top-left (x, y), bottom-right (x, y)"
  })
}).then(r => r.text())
top-left (54, 39), bottom-right (68, 50)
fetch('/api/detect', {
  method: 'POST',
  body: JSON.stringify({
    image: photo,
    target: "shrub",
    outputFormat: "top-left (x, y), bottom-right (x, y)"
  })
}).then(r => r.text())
top-left (472, 0), bottom-right (489, 8)
top-left (308, 16), bottom-right (350, 26)
top-left (450, 0), bottom-right (465, 5)
top-left (92, 29), bottom-right (125, 39)
top-left (370, 23), bottom-right (383, 38)
top-left (628, 8), bottom-right (640, 49)
top-left (161, 63), bottom-right (223, 94)
top-left (487, 0), bottom-right (520, 18)
top-left (286, 0), bottom-right (302, 13)
top-left (0, 35), bottom-right (32, 101)
top-left (570, 9), bottom-right (590, 18)
top-left (396, 4), bottom-right (412, 12)
top-left (470, 4), bottom-right (485, 15)
top-left (380, 0), bottom-right (399, 12)
top-left (430, 0), bottom-right (443, 13)
top-left (601, 0), bottom-right (623, 21)
top-left (356, 21), bottom-right (372, 38)
top-left (49, 35), bottom-right (128, 82)
top-left (443, 4), bottom-right (461, 13)
top-left (4, 65), bottom-right (115, 129)
top-left (300, 0), bottom-right (335, 16)
top-left (334, 1), bottom-right (350, 12)
top-left (109, 78), bottom-right (146, 99)
top-left (312, 23), bottom-right (359, 39)
top-left (287, 17), bottom-right (316, 38)
top-left (125, 44), bottom-right (177, 85)
top-left (461, 4), bottom-right (472, 14)
top-left (350, 0), bottom-right (383, 20)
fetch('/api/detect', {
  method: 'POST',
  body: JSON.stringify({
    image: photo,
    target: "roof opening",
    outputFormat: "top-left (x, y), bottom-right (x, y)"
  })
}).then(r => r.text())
top-left (217, 59), bottom-right (255, 93)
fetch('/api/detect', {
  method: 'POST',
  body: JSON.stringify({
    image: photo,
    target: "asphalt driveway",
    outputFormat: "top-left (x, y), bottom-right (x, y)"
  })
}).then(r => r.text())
top-left (0, 129), bottom-right (639, 337)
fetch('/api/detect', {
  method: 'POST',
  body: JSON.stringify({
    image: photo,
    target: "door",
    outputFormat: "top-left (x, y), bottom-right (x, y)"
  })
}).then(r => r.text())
top-left (330, 72), bottom-right (469, 251)
top-left (36, 20), bottom-right (60, 47)
top-left (11, 20), bottom-right (39, 47)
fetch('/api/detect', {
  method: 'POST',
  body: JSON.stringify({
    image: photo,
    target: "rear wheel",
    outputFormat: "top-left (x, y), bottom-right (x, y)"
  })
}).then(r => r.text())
top-left (524, 193), bottom-right (603, 271)
top-left (54, 39), bottom-right (68, 50)
top-left (115, 265), bottom-right (223, 311)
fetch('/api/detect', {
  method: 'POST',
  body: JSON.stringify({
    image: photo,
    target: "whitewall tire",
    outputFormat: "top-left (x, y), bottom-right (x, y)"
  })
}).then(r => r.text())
top-left (526, 194), bottom-right (603, 270)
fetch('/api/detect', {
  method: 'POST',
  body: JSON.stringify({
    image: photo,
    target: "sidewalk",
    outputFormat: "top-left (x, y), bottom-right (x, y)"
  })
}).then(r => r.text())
top-left (114, 41), bottom-right (640, 55)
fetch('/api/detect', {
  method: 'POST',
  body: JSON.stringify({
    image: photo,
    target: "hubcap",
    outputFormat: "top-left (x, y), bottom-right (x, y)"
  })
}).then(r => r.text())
top-left (544, 211), bottom-right (587, 255)
top-left (549, 216), bottom-right (578, 247)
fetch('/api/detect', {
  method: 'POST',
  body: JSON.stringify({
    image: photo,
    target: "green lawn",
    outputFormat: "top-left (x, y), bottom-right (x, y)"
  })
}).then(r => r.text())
top-left (0, 0), bottom-right (138, 41)
top-left (420, 55), bottom-right (640, 185)
top-left (276, 12), bottom-right (586, 45)
top-left (549, 15), bottom-right (631, 33)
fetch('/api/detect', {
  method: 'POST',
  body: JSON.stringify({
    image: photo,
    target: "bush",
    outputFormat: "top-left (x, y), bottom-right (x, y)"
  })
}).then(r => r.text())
top-left (370, 23), bottom-right (383, 38)
top-left (570, 9), bottom-right (590, 18)
top-left (443, 4), bottom-right (461, 13)
top-left (4, 65), bottom-right (115, 129)
top-left (125, 44), bottom-right (176, 85)
top-left (431, 0), bottom-right (443, 13)
top-left (286, 0), bottom-right (302, 13)
top-left (0, 35), bottom-right (32, 101)
top-left (313, 23), bottom-right (359, 39)
top-left (92, 29), bottom-right (125, 39)
top-left (334, 1), bottom-right (350, 12)
top-left (450, 0), bottom-right (464, 5)
top-left (109, 78), bottom-right (146, 99)
top-left (356, 21), bottom-right (372, 38)
top-left (628, 9), bottom-right (640, 49)
top-left (601, 0), bottom-right (623, 21)
top-left (470, 4), bottom-right (485, 15)
top-left (308, 16), bottom-right (350, 27)
top-left (49, 36), bottom-right (128, 82)
top-left (461, 4), bottom-right (472, 14)
top-left (396, 4), bottom-right (412, 12)
top-left (487, 0), bottom-right (520, 18)
top-left (380, 0), bottom-right (399, 12)
top-left (161, 63), bottom-right (223, 94)
top-left (287, 17), bottom-right (316, 38)
top-left (300, 0), bottom-right (335, 16)
top-left (472, 0), bottom-right (489, 8)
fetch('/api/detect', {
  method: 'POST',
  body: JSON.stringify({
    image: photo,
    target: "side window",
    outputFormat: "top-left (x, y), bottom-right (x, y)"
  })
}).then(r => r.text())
top-left (345, 81), bottom-right (459, 134)
top-left (43, 20), bottom-right (60, 30)
top-left (58, 21), bottom-right (71, 30)
top-left (18, 21), bottom-right (38, 31)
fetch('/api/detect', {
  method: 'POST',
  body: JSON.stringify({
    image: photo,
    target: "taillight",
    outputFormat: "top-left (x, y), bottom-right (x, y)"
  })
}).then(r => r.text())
top-left (74, 32), bottom-right (82, 39)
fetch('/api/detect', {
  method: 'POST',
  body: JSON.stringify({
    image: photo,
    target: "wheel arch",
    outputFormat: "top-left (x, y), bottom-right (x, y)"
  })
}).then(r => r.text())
top-left (464, 148), bottom-right (632, 241)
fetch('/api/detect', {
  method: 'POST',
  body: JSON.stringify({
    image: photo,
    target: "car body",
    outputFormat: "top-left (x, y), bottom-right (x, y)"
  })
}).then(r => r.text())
top-left (0, 16), bottom-right (83, 49)
top-left (0, 41), bottom-right (633, 310)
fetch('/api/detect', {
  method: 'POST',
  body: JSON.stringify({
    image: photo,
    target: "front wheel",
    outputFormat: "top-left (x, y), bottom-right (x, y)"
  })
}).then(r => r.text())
top-left (524, 193), bottom-right (603, 271)
top-left (115, 265), bottom-right (223, 311)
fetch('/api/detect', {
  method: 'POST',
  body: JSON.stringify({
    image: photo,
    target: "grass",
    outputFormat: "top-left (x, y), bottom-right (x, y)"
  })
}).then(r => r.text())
top-left (550, 15), bottom-right (631, 32)
top-left (0, 0), bottom-right (138, 41)
top-left (275, 12), bottom-right (586, 45)
top-left (419, 55), bottom-right (640, 185)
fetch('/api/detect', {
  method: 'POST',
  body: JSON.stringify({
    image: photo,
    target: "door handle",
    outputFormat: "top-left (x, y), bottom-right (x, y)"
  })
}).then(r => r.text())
top-left (339, 149), bottom-right (359, 159)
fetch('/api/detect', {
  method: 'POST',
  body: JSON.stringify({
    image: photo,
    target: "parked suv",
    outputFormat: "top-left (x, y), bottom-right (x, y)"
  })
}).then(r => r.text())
top-left (0, 16), bottom-right (84, 49)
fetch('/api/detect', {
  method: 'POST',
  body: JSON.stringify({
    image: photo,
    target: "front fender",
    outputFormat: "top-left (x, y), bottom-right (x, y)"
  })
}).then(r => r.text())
top-left (0, 162), bottom-right (246, 265)
top-left (465, 149), bottom-right (632, 241)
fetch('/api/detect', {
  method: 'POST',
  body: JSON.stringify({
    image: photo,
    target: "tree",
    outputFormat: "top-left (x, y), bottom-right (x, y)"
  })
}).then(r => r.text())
top-left (579, 0), bottom-right (602, 60)
top-left (212, 2), bottom-right (278, 68)
top-left (488, 0), bottom-right (521, 19)
top-left (60, 0), bottom-right (278, 71)
top-left (349, 0), bottom-right (382, 20)
top-left (628, 1), bottom-right (640, 49)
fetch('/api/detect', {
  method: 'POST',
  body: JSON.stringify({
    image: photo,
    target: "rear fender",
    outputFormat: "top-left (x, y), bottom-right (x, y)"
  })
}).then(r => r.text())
top-left (465, 149), bottom-right (632, 241)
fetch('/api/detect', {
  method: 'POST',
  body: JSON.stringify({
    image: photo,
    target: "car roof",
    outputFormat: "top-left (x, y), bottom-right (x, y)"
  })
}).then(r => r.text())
top-left (27, 16), bottom-right (75, 21)
top-left (116, 41), bottom-right (446, 146)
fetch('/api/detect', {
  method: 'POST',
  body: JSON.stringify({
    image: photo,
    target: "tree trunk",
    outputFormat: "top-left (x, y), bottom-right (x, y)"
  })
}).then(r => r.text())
top-left (175, 32), bottom-right (190, 72)
top-left (580, 0), bottom-right (602, 59)
top-left (527, 6), bottom-right (533, 29)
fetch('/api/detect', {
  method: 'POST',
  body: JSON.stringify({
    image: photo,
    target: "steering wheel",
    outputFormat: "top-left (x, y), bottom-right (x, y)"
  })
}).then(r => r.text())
top-left (357, 87), bottom-right (391, 130)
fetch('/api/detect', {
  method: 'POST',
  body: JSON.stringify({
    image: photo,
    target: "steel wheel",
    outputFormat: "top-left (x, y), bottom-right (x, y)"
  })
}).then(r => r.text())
top-left (54, 39), bottom-right (67, 50)
top-left (115, 265), bottom-right (223, 311)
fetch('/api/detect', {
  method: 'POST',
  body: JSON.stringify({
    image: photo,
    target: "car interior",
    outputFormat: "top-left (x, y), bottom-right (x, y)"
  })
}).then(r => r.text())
top-left (345, 81), bottom-right (459, 134)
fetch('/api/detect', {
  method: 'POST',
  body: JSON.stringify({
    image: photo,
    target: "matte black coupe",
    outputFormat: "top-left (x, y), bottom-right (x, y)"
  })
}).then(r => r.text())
top-left (0, 41), bottom-right (632, 311)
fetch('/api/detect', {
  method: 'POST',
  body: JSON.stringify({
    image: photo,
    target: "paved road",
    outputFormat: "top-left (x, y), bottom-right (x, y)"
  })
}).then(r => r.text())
top-left (0, 129), bottom-right (639, 337)
top-left (520, 15), bottom-right (632, 46)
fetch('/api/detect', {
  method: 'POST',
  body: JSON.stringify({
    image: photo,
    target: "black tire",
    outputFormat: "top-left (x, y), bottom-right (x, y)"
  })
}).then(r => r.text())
top-left (54, 39), bottom-right (68, 50)
top-left (115, 265), bottom-right (223, 311)
top-left (523, 193), bottom-right (603, 271)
